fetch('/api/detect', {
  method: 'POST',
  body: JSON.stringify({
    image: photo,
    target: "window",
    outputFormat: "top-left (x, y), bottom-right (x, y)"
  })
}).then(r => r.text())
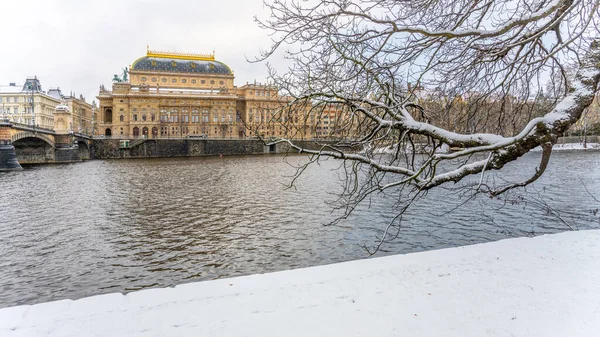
top-left (151, 60), bottom-right (157, 66)
top-left (14, 107), bottom-right (18, 114)
top-left (210, 80), bottom-right (215, 85)
top-left (174, 116), bottom-right (178, 122)
top-left (133, 114), bottom-right (138, 121)
top-left (152, 77), bottom-right (157, 82)
top-left (213, 115), bottom-right (218, 123)
top-left (172, 78), bottom-right (177, 83)
top-left (202, 115), bottom-right (209, 123)
top-left (201, 80), bottom-right (205, 84)
top-left (161, 78), bottom-right (167, 82)
top-left (191, 63), bottom-right (197, 69)
top-left (267, 91), bottom-right (271, 97)
top-left (151, 114), bottom-right (156, 121)
top-left (142, 115), bottom-right (147, 121)
top-left (192, 79), bottom-right (197, 84)
top-left (141, 77), bottom-right (147, 82)
top-left (14, 97), bottom-right (18, 102)
top-left (120, 115), bottom-right (124, 122)
top-left (219, 81), bottom-right (224, 85)
top-left (171, 61), bottom-right (177, 67)
top-left (182, 79), bottom-right (187, 83)
top-left (182, 115), bottom-right (189, 123)
top-left (221, 115), bottom-right (225, 122)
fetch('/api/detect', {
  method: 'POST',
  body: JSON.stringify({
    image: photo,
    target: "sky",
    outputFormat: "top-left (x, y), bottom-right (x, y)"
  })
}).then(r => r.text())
top-left (1, 0), bottom-right (282, 104)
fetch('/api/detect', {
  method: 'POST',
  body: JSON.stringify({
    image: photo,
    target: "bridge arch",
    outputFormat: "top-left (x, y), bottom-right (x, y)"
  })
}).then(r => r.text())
top-left (11, 133), bottom-right (56, 164)
top-left (11, 132), bottom-right (55, 147)
top-left (74, 139), bottom-right (91, 160)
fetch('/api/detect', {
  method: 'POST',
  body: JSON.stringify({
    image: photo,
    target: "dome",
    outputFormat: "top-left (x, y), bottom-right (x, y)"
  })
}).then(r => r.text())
top-left (131, 49), bottom-right (232, 75)
top-left (55, 101), bottom-right (69, 112)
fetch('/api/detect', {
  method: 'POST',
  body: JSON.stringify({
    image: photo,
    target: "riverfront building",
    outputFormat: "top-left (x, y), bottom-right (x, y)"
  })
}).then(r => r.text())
top-left (97, 48), bottom-right (313, 139)
top-left (0, 77), bottom-right (96, 135)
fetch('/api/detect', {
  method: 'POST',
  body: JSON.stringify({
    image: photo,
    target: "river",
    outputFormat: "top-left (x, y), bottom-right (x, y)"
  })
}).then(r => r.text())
top-left (1, 151), bottom-right (599, 308)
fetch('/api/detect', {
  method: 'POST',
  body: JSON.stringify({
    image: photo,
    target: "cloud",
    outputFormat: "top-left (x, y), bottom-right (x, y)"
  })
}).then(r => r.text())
top-left (1, 0), bottom-right (284, 103)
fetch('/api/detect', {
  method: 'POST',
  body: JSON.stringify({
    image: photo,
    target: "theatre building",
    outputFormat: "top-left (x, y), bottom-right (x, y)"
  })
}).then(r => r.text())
top-left (97, 49), bottom-right (312, 139)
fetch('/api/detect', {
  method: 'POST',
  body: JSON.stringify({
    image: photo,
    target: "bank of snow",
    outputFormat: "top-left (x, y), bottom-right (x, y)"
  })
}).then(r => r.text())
top-left (2, 230), bottom-right (600, 337)
top-left (547, 142), bottom-right (600, 150)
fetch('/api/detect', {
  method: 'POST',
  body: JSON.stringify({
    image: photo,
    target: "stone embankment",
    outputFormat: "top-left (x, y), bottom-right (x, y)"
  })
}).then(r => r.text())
top-left (92, 138), bottom-right (348, 160)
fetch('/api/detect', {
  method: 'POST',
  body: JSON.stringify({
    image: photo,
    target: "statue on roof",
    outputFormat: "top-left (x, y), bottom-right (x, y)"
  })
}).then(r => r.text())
top-left (122, 67), bottom-right (129, 82)
top-left (112, 74), bottom-right (122, 83)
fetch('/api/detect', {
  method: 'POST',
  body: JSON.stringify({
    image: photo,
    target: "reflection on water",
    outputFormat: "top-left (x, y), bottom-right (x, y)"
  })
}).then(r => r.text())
top-left (1, 152), bottom-right (599, 307)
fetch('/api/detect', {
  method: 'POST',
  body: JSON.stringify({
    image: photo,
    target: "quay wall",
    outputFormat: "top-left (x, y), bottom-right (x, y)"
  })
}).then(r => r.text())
top-left (93, 139), bottom-right (271, 160)
top-left (92, 139), bottom-right (357, 160)
top-left (556, 135), bottom-right (600, 144)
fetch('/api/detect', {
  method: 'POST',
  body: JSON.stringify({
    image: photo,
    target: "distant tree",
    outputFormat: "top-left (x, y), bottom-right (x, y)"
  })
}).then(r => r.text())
top-left (256, 0), bottom-right (600, 237)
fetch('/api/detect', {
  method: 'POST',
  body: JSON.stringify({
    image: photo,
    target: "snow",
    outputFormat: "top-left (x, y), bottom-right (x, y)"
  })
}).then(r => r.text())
top-left (531, 143), bottom-right (600, 151)
top-left (2, 230), bottom-right (600, 337)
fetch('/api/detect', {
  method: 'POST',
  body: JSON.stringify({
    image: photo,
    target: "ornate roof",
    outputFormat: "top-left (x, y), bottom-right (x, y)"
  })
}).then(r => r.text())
top-left (131, 49), bottom-right (232, 75)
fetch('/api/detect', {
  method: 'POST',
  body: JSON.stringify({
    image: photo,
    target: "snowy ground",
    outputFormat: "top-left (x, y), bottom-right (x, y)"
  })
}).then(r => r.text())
top-left (1, 230), bottom-right (600, 337)
top-left (546, 142), bottom-right (600, 150)
top-left (373, 142), bottom-right (600, 154)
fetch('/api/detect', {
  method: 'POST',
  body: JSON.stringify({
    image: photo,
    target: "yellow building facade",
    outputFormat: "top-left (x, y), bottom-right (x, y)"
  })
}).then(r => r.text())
top-left (97, 49), bottom-right (313, 139)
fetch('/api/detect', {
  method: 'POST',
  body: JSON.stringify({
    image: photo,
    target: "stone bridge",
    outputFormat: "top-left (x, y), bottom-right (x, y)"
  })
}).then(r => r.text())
top-left (0, 120), bottom-right (93, 171)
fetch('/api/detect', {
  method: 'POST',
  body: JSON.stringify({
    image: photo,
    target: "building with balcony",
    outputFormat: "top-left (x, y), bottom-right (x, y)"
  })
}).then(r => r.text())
top-left (97, 48), bottom-right (313, 139)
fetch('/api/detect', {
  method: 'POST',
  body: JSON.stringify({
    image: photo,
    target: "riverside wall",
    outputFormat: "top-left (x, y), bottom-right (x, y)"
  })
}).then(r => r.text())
top-left (556, 135), bottom-right (600, 144)
top-left (92, 139), bottom-right (358, 160)
top-left (93, 139), bottom-right (272, 160)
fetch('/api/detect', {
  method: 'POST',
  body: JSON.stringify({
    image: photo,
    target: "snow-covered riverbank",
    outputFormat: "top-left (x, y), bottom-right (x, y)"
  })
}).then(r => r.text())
top-left (373, 142), bottom-right (600, 154)
top-left (2, 230), bottom-right (599, 337)
top-left (547, 142), bottom-right (600, 150)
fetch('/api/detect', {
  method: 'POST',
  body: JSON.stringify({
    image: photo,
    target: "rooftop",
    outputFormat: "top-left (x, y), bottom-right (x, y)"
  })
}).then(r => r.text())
top-left (131, 48), bottom-right (232, 76)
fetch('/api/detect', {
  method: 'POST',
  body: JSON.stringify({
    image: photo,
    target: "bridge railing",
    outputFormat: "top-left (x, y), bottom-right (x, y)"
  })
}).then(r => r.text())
top-left (10, 122), bottom-right (56, 134)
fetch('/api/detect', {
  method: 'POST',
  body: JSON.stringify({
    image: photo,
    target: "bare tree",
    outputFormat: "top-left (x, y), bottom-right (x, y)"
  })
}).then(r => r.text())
top-left (254, 0), bottom-right (600, 243)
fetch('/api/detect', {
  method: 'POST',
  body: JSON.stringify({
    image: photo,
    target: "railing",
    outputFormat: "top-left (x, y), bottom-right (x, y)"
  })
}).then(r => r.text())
top-left (10, 122), bottom-right (56, 134)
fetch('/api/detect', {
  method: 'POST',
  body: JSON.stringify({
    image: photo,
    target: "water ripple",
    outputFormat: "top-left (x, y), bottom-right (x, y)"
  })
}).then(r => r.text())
top-left (1, 152), bottom-right (599, 307)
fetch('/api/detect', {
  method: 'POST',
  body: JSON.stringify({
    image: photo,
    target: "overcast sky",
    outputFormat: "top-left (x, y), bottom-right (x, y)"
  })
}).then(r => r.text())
top-left (1, 0), bottom-right (281, 103)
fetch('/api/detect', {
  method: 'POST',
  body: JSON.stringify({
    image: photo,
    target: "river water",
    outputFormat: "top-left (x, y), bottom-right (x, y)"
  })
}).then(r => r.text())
top-left (1, 151), bottom-right (599, 308)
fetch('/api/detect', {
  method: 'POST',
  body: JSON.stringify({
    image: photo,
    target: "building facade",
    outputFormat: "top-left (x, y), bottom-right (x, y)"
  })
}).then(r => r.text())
top-left (97, 49), bottom-right (313, 139)
top-left (0, 77), bottom-right (96, 135)
top-left (0, 77), bottom-right (59, 129)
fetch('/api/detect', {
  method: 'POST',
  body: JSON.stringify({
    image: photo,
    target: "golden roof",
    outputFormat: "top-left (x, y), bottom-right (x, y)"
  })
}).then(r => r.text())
top-left (146, 46), bottom-right (215, 61)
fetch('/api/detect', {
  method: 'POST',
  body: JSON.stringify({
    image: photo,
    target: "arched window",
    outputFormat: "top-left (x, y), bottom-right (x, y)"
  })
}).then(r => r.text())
top-left (104, 109), bottom-right (113, 123)
top-left (119, 115), bottom-right (124, 122)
